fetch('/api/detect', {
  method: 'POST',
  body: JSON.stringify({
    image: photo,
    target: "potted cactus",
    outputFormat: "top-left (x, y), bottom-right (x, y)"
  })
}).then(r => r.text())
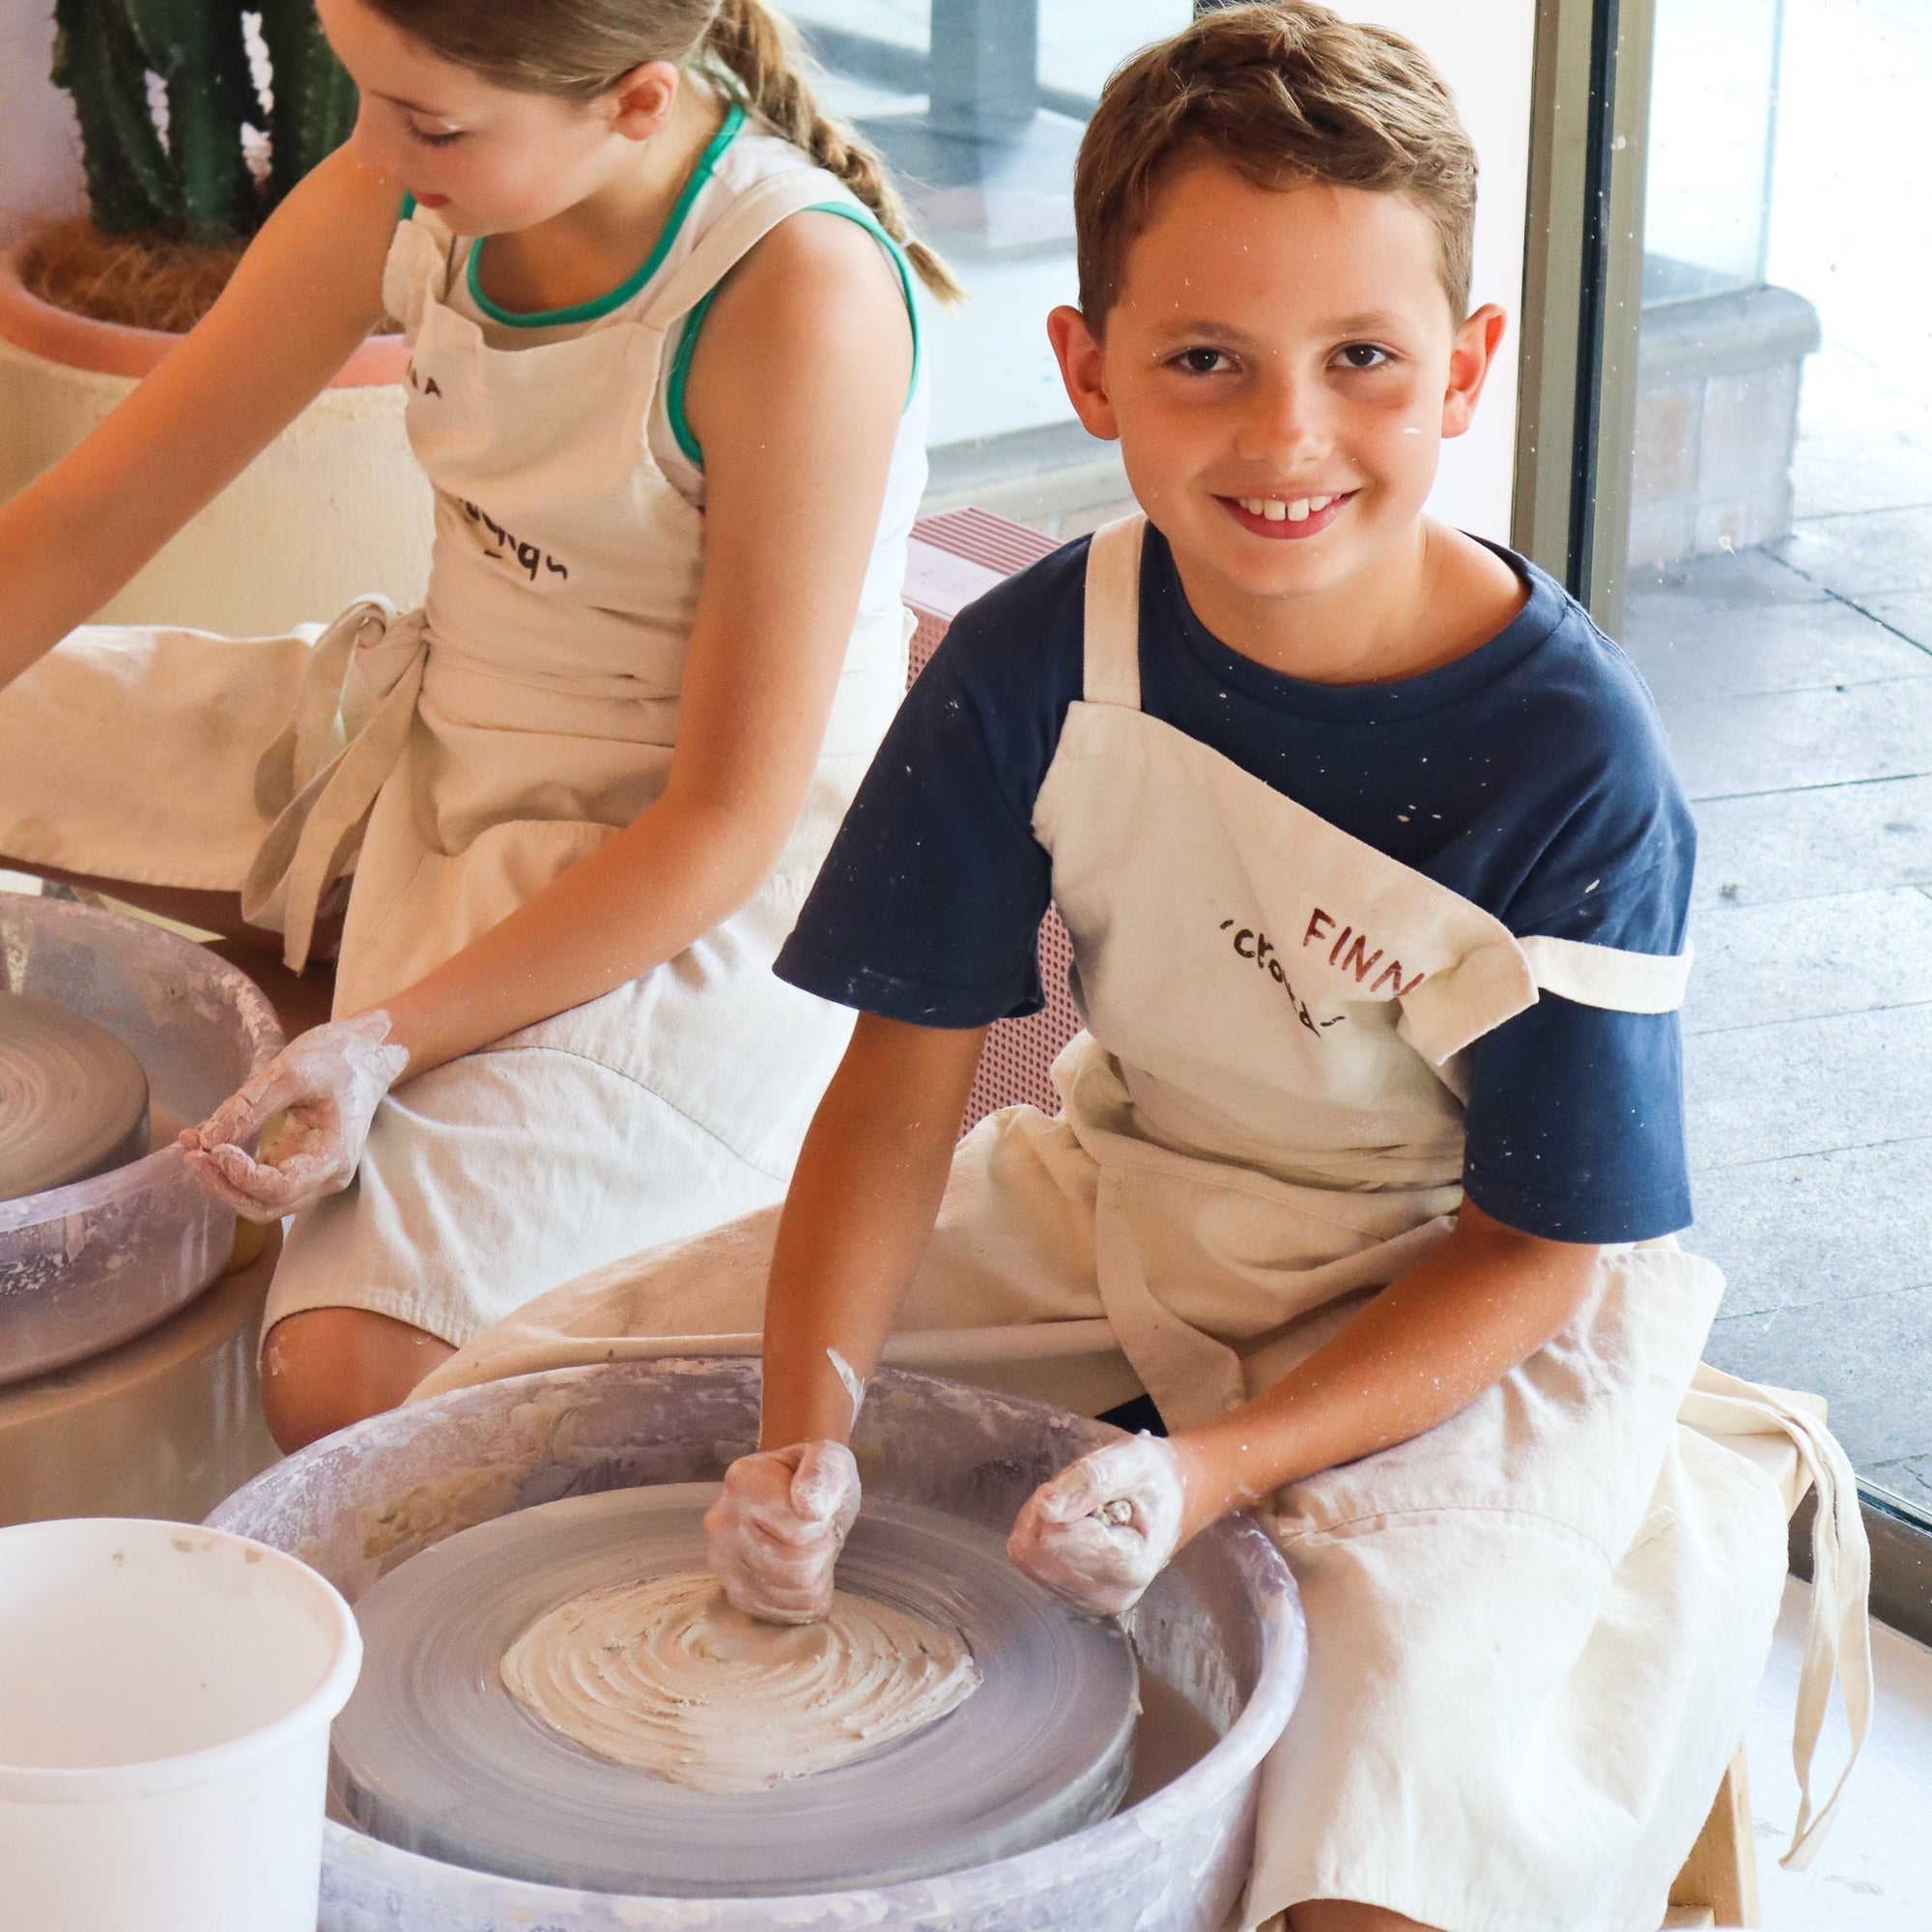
top-left (0, 0), bottom-right (431, 635)
top-left (55, 0), bottom-right (354, 246)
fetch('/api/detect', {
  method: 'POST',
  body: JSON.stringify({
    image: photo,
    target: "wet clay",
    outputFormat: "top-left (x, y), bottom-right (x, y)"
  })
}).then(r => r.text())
top-left (501, 1570), bottom-right (980, 1795)
top-left (0, 991), bottom-right (150, 1200)
top-left (329, 1485), bottom-right (1140, 1894)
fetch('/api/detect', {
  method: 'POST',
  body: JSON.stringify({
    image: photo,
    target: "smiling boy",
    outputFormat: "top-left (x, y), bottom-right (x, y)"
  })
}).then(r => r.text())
top-left (415, 7), bottom-right (1821, 1927)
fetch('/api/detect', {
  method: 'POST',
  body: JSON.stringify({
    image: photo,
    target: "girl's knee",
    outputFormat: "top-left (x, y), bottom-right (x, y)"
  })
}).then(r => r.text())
top-left (260, 1306), bottom-right (455, 1453)
top-left (1288, 1904), bottom-right (1437, 1932)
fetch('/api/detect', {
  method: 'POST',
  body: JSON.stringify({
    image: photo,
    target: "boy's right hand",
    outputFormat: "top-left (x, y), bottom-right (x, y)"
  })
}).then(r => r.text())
top-left (704, 1441), bottom-right (861, 1625)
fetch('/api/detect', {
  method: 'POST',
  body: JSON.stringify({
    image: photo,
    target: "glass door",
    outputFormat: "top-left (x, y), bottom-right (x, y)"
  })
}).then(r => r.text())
top-left (1616, 0), bottom-right (1932, 1543)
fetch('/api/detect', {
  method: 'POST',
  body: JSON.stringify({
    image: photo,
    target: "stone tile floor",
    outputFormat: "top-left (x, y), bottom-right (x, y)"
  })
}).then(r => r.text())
top-left (1622, 510), bottom-right (1932, 1507)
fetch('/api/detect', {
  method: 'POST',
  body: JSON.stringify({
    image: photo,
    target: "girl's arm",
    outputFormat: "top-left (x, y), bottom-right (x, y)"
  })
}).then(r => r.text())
top-left (373, 209), bottom-right (914, 1076)
top-left (0, 144), bottom-right (398, 687)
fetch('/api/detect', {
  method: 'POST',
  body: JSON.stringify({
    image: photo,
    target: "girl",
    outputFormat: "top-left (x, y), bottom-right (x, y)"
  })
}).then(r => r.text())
top-left (0, 0), bottom-right (952, 1448)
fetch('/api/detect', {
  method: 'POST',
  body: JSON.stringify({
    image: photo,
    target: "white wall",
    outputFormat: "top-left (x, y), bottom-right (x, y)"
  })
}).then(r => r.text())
top-left (1332, 1), bottom-right (1536, 543)
top-left (0, 0), bottom-right (86, 246)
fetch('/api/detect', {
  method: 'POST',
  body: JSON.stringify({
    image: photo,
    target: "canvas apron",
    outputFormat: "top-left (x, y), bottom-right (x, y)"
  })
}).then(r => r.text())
top-left (0, 160), bottom-right (913, 1345)
top-left (414, 517), bottom-right (1868, 1921)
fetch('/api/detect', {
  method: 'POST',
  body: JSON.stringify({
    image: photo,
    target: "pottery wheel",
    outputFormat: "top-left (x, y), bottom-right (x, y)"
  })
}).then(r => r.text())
top-left (332, 1485), bottom-right (1139, 1895)
top-left (0, 991), bottom-right (150, 1201)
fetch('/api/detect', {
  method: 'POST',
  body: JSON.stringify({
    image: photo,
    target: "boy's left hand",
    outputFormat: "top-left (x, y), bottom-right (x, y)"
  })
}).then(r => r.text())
top-left (1007, 1432), bottom-right (1187, 1616)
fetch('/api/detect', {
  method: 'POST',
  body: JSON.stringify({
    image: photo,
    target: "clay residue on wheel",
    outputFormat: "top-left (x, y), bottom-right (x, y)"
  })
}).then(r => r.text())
top-left (355, 1387), bottom-right (582, 1565)
top-left (500, 1571), bottom-right (980, 1794)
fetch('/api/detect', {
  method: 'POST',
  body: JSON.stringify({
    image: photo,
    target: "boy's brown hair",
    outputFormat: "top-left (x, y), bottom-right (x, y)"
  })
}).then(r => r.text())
top-left (1074, 2), bottom-right (1478, 327)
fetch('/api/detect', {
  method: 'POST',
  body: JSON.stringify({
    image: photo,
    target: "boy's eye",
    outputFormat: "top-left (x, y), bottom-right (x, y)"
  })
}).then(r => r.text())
top-left (1337, 343), bottom-right (1391, 370)
top-left (407, 121), bottom-right (463, 148)
top-left (1173, 347), bottom-right (1234, 375)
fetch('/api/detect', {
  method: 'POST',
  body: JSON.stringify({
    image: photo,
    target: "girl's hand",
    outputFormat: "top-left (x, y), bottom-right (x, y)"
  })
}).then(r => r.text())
top-left (704, 1441), bottom-right (862, 1625)
top-left (1007, 1433), bottom-right (1188, 1617)
top-left (180, 1010), bottom-right (409, 1220)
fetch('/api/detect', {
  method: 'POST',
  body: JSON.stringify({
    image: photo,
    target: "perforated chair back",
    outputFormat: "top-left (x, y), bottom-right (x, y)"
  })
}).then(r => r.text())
top-left (904, 511), bottom-right (1084, 1135)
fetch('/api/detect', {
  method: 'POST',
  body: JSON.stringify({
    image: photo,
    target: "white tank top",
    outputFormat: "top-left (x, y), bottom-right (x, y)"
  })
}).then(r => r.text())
top-left (441, 101), bottom-right (929, 624)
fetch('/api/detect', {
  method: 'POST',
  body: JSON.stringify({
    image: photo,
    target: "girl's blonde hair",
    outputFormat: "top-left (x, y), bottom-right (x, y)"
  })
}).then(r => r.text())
top-left (367, 0), bottom-right (963, 301)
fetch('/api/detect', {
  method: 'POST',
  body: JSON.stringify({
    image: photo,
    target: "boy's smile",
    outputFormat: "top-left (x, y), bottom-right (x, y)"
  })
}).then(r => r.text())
top-left (1223, 491), bottom-right (1355, 539)
top-left (1049, 162), bottom-right (1516, 684)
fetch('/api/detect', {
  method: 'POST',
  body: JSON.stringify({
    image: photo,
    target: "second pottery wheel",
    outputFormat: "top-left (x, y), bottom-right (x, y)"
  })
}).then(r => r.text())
top-left (0, 990), bottom-right (150, 1201)
top-left (332, 1485), bottom-right (1139, 1895)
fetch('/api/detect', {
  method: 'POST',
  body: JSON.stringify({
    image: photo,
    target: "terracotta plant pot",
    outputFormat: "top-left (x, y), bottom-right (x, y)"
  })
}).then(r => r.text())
top-left (0, 242), bottom-right (432, 637)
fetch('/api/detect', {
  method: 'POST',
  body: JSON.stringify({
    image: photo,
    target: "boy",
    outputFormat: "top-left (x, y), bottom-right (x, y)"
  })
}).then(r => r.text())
top-left (421, 7), bottom-right (1861, 1926)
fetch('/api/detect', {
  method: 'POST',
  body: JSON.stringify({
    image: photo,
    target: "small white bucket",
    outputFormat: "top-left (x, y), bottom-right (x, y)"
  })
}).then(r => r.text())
top-left (0, 1516), bottom-right (361, 1931)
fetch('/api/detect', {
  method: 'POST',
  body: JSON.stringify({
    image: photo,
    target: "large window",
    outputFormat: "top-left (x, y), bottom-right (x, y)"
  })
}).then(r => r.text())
top-left (1622, 0), bottom-right (1932, 1518)
top-left (793, 1), bottom-right (1191, 508)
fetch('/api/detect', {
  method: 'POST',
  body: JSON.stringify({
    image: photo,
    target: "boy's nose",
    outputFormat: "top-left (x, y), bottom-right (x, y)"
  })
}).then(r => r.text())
top-left (1234, 372), bottom-right (1331, 467)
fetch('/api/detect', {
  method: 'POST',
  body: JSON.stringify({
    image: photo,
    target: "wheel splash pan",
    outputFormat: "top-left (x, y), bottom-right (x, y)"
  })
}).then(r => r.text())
top-left (211, 1358), bottom-right (1307, 1932)
top-left (0, 895), bottom-right (281, 1383)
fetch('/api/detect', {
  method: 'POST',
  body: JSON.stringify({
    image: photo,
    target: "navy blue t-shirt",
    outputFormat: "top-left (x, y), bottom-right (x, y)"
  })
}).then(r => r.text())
top-left (778, 527), bottom-right (1695, 1244)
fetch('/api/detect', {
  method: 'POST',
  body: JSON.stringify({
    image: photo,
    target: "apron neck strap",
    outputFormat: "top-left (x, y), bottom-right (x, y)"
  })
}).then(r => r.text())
top-left (1082, 517), bottom-right (1146, 709)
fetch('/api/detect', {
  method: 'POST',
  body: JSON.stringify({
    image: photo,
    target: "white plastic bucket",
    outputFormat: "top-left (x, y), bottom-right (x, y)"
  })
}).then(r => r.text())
top-left (0, 1516), bottom-right (361, 1931)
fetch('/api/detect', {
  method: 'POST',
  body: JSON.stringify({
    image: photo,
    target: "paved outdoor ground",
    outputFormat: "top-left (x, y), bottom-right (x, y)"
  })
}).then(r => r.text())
top-left (1618, 0), bottom-right (1932, 1502)
top-left (1622, 523), bottom-right (1932, 1499)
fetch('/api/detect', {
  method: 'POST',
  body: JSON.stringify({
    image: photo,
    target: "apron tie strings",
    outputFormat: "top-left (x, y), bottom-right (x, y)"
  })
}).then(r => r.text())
top-left (1091, 1167), bottom-right (1249, 1435)
top-left (242, 601), bottom-right (427, 977)
top-left (1681, 1363), bottom-right (1873, 1867)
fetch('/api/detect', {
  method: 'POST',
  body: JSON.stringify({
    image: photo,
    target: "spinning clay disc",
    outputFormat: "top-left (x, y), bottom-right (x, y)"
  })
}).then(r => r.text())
top-left (0, 991), bottom-right (151, 1201)
top-left (332, 1485), bottom-right (1139, 1896)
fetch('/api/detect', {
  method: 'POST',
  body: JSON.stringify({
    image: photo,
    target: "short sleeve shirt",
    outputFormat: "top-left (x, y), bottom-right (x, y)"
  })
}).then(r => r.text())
top-left (777, 526), bottom-right (1696, 1244)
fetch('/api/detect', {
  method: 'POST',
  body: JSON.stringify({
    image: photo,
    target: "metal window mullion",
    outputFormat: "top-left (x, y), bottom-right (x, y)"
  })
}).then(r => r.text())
top-left (1514, 0), bottom-right (1655, 636)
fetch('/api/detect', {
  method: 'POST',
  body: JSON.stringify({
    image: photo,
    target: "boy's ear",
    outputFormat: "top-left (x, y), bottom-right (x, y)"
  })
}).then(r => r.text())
top-left (605, 60), bottom-right (683, 142)
top-left (1441, 302), bottom-right (1508, 440)
top-left (1047, 305), bottom-right (1121, 442)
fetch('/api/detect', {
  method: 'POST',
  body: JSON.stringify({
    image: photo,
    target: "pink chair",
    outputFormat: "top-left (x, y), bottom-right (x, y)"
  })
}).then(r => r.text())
top-left (904, 508), bottom-right (1083, 1135)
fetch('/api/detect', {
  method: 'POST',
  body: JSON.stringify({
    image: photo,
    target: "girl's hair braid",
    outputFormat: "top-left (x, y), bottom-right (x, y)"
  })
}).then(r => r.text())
top-left (701, 0), bottom-right (964, 303)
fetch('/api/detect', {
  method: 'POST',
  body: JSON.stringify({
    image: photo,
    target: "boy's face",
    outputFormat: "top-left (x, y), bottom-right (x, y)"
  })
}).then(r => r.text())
top-left (1049, 161), bottom-right (1505, 625)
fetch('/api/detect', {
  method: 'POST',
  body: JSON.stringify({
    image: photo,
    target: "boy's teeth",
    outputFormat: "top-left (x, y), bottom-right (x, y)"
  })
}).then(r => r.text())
top-left (1236, 493), bottom-right (1342, 523)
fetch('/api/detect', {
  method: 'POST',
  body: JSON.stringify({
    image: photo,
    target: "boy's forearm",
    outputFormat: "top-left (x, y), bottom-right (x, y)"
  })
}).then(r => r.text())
top-left (757, 1013), bottom-right (986, 1449)
top-left (1171, 1200), bottom-right (1602, 1535)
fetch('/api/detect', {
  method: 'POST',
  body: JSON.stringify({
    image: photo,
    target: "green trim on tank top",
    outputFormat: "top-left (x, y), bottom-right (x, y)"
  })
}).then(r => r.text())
top-left (665, 201), bottom-right (922, 469)
top-left (463, 101), bottom-right (747, 329)
top-left (399, 190), bottom-right (417, 219)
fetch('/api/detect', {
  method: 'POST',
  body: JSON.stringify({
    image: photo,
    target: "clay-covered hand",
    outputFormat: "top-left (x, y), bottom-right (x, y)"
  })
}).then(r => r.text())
top-left (1007, 1432), bottom-right (1187, 1617)
top-left (179, 1009), bottom-right (409, 1221)
top-left (704, 1440), bottom-right (862, 1626)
